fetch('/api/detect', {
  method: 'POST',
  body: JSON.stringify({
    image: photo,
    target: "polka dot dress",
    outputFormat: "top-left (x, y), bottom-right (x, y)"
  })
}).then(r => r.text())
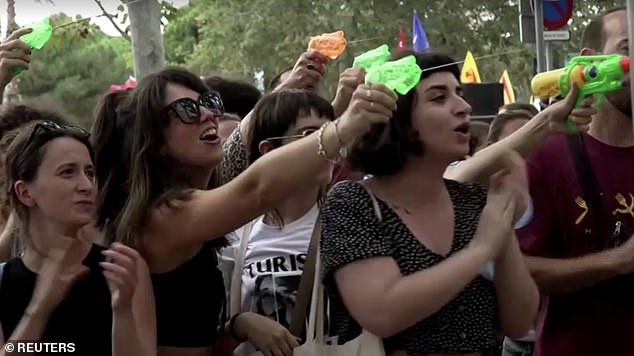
top-left (320, 180), bottom-right (499, 355)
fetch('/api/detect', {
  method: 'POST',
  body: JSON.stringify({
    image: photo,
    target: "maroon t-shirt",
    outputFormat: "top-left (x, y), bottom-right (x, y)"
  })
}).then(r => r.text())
top-left (329, 164), bottom-right (363, 187)
top-left (517, 133), bottom-right (634, 356)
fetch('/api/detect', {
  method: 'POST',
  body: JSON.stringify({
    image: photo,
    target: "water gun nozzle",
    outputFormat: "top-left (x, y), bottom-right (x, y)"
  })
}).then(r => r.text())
top-left (620, 56), bottom-right (630, 73)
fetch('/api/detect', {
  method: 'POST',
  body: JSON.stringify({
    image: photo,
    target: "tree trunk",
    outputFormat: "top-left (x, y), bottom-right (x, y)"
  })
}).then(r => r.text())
top-left (3, 0), bottom-right (21, 104)
top-left (124, 0), bottom-right (165, 80)
top-left (6, 0), bottom-right (16, 34)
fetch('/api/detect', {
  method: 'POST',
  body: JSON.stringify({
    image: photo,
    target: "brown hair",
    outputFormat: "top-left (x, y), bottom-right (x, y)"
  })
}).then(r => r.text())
top-left (345, 51), bottom-right (460, 176)
top-left (0, 103), bottom-right (73, 144)
top-left (247, 90), bottom-right (335, 164)
top-left (246, 89), bottom-right (334, 227)
top-left (4, 120), bottom-right (93, 245)
top-left (0, 106), bottom-right (72, 222)
top-left (487, 110), bottom-right (533, 144)
top-left (498, 102), bottom-right (538, 117)
top-left (91, 90), bottom-right (133, 236)
top-left (93, 68), bottom-right (227, 250)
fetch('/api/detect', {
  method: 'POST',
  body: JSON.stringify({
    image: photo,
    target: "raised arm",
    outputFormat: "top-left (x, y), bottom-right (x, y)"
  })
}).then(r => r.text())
top-left (239, 51), bottom-right (328, 141)
top-left (150, 83), bottom-right (398, 250)
top-left (0, 28), bottom-right (32, 105)
top-left (215, 51), bottom-right (329, 186)
top-left (447, 84), bottom-right (595, 185)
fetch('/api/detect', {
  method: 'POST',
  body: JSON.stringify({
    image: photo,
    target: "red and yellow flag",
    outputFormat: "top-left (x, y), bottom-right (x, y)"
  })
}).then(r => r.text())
top-left (460, 51), bottom-right (481, 83)
top-left (499, 70), bottom-right (516, 104)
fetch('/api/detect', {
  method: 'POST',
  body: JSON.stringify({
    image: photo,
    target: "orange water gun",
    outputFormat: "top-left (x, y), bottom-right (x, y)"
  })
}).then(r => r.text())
top-left (307, 31), bottom-right (347, 60)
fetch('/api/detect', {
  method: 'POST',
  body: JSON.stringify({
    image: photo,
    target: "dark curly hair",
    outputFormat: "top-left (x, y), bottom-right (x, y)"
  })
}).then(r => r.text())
top-left (0, 103), bottom-right (73, 142)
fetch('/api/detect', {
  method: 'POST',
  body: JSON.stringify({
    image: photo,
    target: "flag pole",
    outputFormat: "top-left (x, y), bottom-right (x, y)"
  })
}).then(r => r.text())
top-left (627, 0), bottom-right (634, 140)
top-left (534, 0), bottom-right (546, 74)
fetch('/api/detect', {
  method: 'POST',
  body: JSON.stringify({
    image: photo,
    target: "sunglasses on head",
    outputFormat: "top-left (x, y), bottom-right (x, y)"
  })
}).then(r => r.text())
top-left (266, 128), bottom-right (319, 142)
top-left (165, 91), bottom-right (225, 124)
top-left (19, 121), bottom-right (90, 158)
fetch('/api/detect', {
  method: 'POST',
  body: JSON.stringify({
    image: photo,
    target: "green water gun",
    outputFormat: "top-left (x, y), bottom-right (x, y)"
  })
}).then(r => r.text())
top-left (365, 55), bottom-right (422, 95)
top-left (352, 44), bottom-right (391, 71)
top-left (12, 18), bottom-right (53, 76)
top-left (531, 54), bottom-right (630, 131)
top-left (353, 44), bottom-right (422, 94)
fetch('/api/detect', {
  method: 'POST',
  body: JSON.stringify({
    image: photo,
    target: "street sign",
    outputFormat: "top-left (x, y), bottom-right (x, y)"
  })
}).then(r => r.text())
top-left (544, 29), bottom-right (571, 41)
top-left (543, 0), bottom-right (574, 29)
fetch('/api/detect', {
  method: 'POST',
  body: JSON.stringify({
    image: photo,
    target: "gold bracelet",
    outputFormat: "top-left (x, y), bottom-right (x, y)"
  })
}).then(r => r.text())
top-left (317, 122), bottom-right (340, 161)
top-left (332, 119), bottom-right (348, 159)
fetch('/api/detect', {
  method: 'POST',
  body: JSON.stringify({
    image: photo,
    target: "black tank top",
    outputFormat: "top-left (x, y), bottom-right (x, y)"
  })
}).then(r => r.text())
top-left (151, 241), bottom-right (225, 347)
top-left (0, 244), bottom-right (112, 356)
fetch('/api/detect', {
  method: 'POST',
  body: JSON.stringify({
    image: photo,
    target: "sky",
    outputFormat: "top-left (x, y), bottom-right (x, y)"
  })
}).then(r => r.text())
top-left (0, 0), bottom-right (189, 37)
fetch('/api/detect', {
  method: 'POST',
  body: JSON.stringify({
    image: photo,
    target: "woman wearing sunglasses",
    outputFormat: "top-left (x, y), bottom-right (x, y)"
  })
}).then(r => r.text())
top-left (0, 120), bottom-right (155, 356)
top-left (92, 67), bottom-right (396, 355)
top-left (220, 89), bottom-right (335, 356)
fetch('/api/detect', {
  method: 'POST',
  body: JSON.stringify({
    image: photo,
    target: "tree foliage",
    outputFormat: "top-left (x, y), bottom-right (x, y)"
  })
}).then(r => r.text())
top-left (164, 0), bottom-right (624, 101)
top-left (16, 13), bottom-right (132, 127)
top-left (12, 0), bottom-right (627, 127)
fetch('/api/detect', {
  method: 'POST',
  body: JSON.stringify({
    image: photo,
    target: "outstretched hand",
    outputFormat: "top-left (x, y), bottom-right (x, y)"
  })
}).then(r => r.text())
top-left (545, 82), bottom-right (597, 133)
top-left (0, 28), bottom-right (32, 88)
top-left (274, 51), bottom-right (329, 92)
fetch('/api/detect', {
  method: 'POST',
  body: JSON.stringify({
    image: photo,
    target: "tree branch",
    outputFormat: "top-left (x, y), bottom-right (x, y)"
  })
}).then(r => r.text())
top-left (93, 0), bottom-right (130, 41)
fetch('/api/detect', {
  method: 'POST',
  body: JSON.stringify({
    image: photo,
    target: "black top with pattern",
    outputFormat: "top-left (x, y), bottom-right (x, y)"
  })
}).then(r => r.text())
top-left (320, 180), bottom-right (499, 355)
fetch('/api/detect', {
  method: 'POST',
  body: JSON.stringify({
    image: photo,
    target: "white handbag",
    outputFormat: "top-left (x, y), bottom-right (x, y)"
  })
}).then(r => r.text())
top-left (293, 250), bottom-right (385, 356)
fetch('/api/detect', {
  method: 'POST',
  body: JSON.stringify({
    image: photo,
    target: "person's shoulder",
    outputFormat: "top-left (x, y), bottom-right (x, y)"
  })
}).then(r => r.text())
top-left (327, 179), bottom-right (368, 200)
top-left (445, 179), bottom-right (486, 195)
top-left (323, 180), bottom-right (377, 219)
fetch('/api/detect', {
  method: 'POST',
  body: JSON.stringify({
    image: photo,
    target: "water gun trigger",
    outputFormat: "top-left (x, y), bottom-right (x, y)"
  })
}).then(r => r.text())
top-left (565, 92), bottom-right (602, 132)
top-left (565, 94), bottom-right (587, 132)
top-left (595, 93), bottom-right (605, 107)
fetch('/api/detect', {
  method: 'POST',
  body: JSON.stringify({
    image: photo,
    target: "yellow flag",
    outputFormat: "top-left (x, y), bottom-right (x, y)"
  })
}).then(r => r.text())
top-left (499, 70), bottom-right (516, 104)
top-left (460, 51), bottom-right (481, 83)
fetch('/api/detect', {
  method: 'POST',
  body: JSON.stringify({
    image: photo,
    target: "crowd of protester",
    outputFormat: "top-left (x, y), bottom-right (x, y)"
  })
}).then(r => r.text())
top-left (0, 5), bottom-right (629, 356)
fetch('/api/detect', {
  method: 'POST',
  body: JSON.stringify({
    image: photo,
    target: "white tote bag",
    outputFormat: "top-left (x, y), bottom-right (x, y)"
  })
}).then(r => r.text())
top-left (293, 251), bottom-right (385, 356)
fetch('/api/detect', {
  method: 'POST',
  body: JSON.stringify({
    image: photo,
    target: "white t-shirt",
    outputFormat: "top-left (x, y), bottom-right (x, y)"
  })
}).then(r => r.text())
top-left (222, 204), bottom-right (319, 322)
top-left (220, 205), bottom-right (319, 355)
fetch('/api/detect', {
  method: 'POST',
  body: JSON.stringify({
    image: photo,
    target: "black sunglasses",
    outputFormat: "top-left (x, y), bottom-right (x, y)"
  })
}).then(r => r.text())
top-left (19, 121), bottom-right (90, 158)
top-left (165, 91), bottom-right (225, 124)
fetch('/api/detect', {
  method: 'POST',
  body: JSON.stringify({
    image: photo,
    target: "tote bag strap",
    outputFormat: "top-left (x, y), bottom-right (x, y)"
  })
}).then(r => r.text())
top-left (289, 214), bottom-right (321, 338)
top-left (230, 220), bottom-right (255, 317)
top-left (304, 182), bottom-right (382, 343)
top-left (360, 182), bottom-right (382, 221)
top-left (305, 248), bottom-right (323, 342)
